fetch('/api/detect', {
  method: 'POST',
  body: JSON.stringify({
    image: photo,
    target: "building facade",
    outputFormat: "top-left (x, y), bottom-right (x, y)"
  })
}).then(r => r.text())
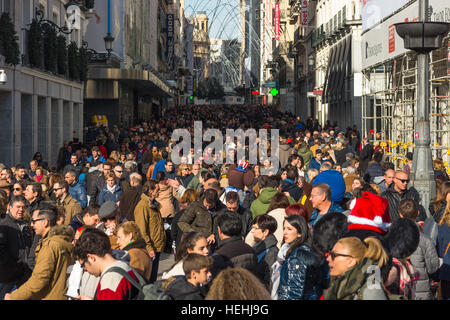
top-left (0, 0), bottom-right (88, 167)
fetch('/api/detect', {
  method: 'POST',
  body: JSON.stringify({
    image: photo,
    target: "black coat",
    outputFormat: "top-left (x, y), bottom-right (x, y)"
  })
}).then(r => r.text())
top-left (171, 208), bottom-right (186, 251)
top-left (253, 234), bottom-right (279, 290)
top-left (334, 148), bottom-right (347, 166)
top-left (359, 143), bottom-right (374, 176)
top-left (210, 236), bottom-right (257, 278)
top-left (216, 205), bottom-right (254, 239)
top-left (119, 185), bottom-right (142, 222)
top-left (0, 213), bottom-right (33, 283)
top-left (281, 180), bottom-right (303, 202)
top-left (164, 276), bottom-right (206, 300)
top-left (381, 185), bottom-right (427, 223)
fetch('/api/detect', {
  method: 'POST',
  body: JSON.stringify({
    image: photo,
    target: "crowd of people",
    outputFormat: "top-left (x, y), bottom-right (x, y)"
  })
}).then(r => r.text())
top-left (0, 104), bottom-right (449, 301)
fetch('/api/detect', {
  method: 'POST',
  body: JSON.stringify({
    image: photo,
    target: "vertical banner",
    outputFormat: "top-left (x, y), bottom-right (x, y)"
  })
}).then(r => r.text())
top-left (388, 24), bottom-right (395, 54)
top-left (301, 0), bottom-right (308, 26)
top-left (274, 3), bottom-right (280, 40)
top-left (166, 14), bottom-right (174, 69)
top-left (448, 41), bottom-right (450, 77)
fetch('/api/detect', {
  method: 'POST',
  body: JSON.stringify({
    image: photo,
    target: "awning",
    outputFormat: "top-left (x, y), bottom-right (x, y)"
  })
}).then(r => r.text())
top-left (340, 35), bottom-right (352, 101)
top-left (85, 68), bottom-right (174, 99)
top-left (322, 45), bottom-right (335, 103)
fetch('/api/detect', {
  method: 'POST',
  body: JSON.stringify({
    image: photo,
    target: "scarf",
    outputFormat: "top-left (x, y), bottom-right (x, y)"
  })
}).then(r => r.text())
top-left (36, 174), bottom-right (43, 182)
top-left (107, 184), bottom-right (117, 193)
top-left (271, 243), bottom-right (291, 300)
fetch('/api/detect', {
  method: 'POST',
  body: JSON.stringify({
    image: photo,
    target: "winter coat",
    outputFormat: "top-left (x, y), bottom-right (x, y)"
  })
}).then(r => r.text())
top-left (98, 184), bottom-right (123, 206)
top-left (85, 168), bottom-right (103, 205)
top-left (344, 174), bottom-right (359, 194)
top-left (210, 236), bottom-right (258, 278)
top-left (309, 158), bottom-right (322, 171)
top-left (119, 185), bottom-right (142, 222)
top-left (323, 258), bottom-right (388, 300)
top-left (267, 208), bottom-right (287, 249)
top-left (309, 202), bottom-right (344, 227)
top-left (279, 144), bottom-right (293, 169)
top-left (156, 183), bottom-right (178, 219)
top-left (250, 187), bottom-right (295, 219)
top-left (312, 170), bottom-right (346, 204)
top-left (177, 200), bottom-right (225, 238)
top-left (278, 243), bottom-right (325, 300)
top-left (9, 225), bottom-right (74, 300)
top-left (164, 276), bottom-right (206, 300)
top-left (281, 179), bottom-right (303, 202)
top-left (380, 185), bottom-right (425, 223)
top-left (253, 234), bottom-right (279, 290)
top-left (0, 213), bottom-right (33, 283)
top-left (217, 205), bottom-right (253, 239)
top-left (364, 162), bottom-right (383, 184)
top-left (59, 194), bottom-right (82, 225)
top-left (134, 194), bottom-right (166, 254)
top-left (409, 230), bottom-right (440, 300)
top-left (359, 143), bottom-right (374, 175)
top-left (334, 148), bottom-right (347, 166)
top-left (123, 238), bottom-right (153, 282)
top-left (436, 223), bottom-right (450, 281)
top-left (171, 209), bottom-right (186, 251)
top-left (297, 147), bottom-right (313, 170)
top-left (69, 180), bottom-right (87, 209)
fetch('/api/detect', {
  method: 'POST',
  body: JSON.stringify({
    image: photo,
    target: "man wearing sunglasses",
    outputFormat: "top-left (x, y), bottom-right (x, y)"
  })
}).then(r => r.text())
top-left (0, 196), bottom-right (32, 300)
top-left (5, 206), bottom-right (74, 300)
top-left (381, 170), bottom-right (426, 223)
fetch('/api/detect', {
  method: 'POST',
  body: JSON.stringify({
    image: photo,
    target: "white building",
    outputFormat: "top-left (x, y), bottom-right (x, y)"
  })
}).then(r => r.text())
top-left (0, 0), bottom-right (87, 167)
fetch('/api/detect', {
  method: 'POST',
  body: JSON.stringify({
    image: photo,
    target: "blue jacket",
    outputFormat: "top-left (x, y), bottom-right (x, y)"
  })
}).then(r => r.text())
top-left (152, 159), bottom-right (166, 180)
top-left (98, 184), bottom-right (123, 206)
top-left (312, 170), bottom-right (346, 204)
top-left (309, 202), bottom-right (344, 227)
top-left (309, 158), bottom-right (322, 171)
top-left (436, 223), bottom-right (450, 281)
top-left (278, 243), bottom-right (325, 300)
top-left (69, 180), bottom-right (88, 209)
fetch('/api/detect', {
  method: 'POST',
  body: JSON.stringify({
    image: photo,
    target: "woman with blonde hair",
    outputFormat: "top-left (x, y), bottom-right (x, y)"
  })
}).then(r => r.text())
top-left (171, 189), bottom-right (199, 251)
top-left (109, 150), bottom-right (120, 164)
top-left (324, 236), bottom-right (390, 300)
top-left (206, 267), bottom-right (271, 300)
top-left (116, 221), bottom-right (153, 282)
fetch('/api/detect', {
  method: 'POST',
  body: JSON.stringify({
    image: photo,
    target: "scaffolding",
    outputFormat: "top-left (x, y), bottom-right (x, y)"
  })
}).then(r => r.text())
top-left (362, 37), bottom-right (449, 171)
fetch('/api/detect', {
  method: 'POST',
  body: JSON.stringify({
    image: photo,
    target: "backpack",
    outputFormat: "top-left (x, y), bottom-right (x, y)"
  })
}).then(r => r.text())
top-left (104, 266), bottom-right (172, 300)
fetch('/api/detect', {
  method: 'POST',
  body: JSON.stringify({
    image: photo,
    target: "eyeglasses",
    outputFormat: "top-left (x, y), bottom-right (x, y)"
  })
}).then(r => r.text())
top-left (326, 251), bottom-right (354, 260)
top-left (31, 218), bottom-right (45, 224)
top-left (53, 187), bottom-right (63, 191)
top-left (14, 188), bottom-right (22, 191)
top-left (80, 260), bottom-right (87, 269)
top-left (396, 178), bottom-right (410, 184)
top-left (115, 170), bottom-right (123, 173)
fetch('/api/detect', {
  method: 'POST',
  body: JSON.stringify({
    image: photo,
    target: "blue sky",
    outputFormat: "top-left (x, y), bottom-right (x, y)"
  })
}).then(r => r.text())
top-left (184, 0), bottom-right (242, 40)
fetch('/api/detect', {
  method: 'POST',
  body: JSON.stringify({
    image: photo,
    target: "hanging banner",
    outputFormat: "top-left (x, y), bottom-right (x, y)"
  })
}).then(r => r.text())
top-left (274, 3), bottom-right (280, 40)
top-left (166, 13), bottom-right (174, 69)
top-left (301, 0), bottom-right (308, 26)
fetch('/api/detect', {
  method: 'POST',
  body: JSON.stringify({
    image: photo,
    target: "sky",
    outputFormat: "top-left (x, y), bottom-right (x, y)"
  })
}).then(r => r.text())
top-left (184, 0), bottom-right (242, 40)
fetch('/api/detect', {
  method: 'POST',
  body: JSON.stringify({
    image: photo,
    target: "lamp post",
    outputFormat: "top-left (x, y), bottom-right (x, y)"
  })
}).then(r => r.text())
top-left (104, 33), bottom-right (114, 57)
top-left (394, 0), bottom-right (450, 218)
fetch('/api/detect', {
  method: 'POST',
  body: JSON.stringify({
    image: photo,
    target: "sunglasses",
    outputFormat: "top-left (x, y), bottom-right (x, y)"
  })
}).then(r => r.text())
top-left (326, 251), bottom-right (354, 260)
top-left (14, 188), bottom-right (22, 191)
top-left (396, 178), bottom-right (410, 184)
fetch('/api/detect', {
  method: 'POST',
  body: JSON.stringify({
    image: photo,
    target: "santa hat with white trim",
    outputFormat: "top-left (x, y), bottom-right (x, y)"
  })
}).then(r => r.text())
top-left (347, 191), bottom-right (391, 235)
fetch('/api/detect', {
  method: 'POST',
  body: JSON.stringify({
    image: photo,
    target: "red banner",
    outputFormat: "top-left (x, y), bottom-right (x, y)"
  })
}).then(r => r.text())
top-left (274, 3), bottom-right (280, 40)
top-left (301, 0), bottom-right (308, 26)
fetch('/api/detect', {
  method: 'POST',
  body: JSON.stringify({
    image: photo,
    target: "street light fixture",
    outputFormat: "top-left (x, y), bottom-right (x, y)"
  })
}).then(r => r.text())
top-left (104, 32), bottom-right (115, 56)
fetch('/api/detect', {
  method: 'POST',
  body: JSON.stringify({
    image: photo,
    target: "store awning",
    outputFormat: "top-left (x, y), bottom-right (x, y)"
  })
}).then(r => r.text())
top-left (85, 68), bottom-right (174, 99)
top-left (322, 45), bottom-right (336, 103)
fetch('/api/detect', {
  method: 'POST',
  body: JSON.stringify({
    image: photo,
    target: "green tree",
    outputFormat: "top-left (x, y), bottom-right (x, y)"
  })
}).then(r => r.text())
top-left (67, 41), bottom-right (80, 81)
top-left (28, 19), bottom-right (42, 68)
top-left (42, 24), bottom-right (58, 73)
top-left (0, 12), bottom-right (20, 66)
top-left (56, 35), bottom-right (68, 76)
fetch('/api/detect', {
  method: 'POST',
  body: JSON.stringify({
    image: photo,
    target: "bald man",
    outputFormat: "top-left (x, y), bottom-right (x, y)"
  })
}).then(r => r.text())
top-left (381, 170), bottom-right (426, 222)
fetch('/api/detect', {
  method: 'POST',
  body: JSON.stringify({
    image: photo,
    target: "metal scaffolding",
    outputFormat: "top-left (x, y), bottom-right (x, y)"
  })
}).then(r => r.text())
top-left (362, 38), bottom-right (449, 170)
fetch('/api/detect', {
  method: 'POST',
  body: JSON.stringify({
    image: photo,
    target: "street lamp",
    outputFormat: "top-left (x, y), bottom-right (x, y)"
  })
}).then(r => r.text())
top-left (394, 0), bottom-right (450, 218)
top-left (0, 70), bottom-right (7, 84)
top-left (104, 33), bottom-right (114, 56)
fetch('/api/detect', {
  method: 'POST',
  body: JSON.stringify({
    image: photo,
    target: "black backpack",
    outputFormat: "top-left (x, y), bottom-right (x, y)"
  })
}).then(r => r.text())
top-left (103, 266), bottom-right (171, 300)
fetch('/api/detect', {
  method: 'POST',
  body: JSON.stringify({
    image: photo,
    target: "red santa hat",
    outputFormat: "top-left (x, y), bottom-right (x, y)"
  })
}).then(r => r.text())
top-left (347, 191), bottom-right (391, 235)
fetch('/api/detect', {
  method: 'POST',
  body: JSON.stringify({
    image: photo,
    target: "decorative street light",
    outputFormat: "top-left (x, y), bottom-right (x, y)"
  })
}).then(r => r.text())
top-left (104, 32), bottom-right (115, 56)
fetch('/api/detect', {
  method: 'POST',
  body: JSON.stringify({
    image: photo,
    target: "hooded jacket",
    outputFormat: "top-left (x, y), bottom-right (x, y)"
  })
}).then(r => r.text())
top-left (312, 170), bottom-right (346, 204)
top-left (98, 183), bottom-right (123, 206)
top-left (164, 276), bottom-right (206, 300)
top-left (297, 147), bottom-right (313, 170)
top-left (250, 187), bottom-right (295, 220)
top-left (134, 194), bottom-right (166, 254)
top-left (281, 179), bottom-right (303, 202)
top-left (10, 225), bottom-right (74, 300)
top-left (278, 243), bottom-right (325, 300)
